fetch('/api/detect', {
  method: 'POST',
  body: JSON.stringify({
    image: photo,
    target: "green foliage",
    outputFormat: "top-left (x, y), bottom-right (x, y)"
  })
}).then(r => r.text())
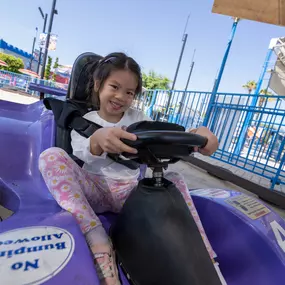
top-left (259, 89), bottom-right (273, 95)
top-left (242, 81), bottom-right (276, 126)
top-left (244, 81), bottom-right (276, 121)
top-left (258, 89), bottom-right (274, 107)
top-left (52, 57), bottom-right (59, 81)
top-left (142, 70), bottom-right (171, 90)
top-left (242, 80), bottom-right (257, 94)
top-left (0, 53), bottom-right (24, 73)
top-left (45, 56), bottom-right (53, 80)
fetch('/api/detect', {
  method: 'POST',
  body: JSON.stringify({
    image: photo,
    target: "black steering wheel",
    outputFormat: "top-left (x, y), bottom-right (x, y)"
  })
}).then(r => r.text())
top-left (121, 129), bottom-right (208, 166)
top-left (124, 130), bottom-right (207, 148)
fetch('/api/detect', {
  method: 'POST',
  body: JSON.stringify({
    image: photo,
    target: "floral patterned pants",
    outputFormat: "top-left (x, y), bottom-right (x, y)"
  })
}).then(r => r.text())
top-left (39, 147), bottom-right (215, 259)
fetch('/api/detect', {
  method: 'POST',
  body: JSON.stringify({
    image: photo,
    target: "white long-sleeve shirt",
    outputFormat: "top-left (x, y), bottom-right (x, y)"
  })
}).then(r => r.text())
top-left (71, 108), bottom-right (151, 180)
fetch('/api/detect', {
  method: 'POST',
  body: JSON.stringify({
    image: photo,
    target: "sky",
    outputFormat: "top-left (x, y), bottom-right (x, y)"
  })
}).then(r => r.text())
top-left (1, 0), bottom-right (285, 93)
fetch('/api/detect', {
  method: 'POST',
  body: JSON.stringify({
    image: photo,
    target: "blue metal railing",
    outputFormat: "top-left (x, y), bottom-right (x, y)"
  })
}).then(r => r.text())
top-left (0, 69), bottom-right (68, 96)
top-left (133, 89), bottom-right (210, 129)
top-left (135, 90), bottom-right (285, 191)
top-left (1, 74), bottom-right (284, 191)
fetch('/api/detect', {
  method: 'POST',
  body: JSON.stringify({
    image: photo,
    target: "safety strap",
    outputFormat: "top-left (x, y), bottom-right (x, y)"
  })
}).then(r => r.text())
top-left (43, 98), bottom-right (139, 170)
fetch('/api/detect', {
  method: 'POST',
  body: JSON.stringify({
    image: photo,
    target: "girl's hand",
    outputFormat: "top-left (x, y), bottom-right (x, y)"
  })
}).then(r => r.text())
top-left (189, 126), bottom-right (219, 156)
top-left (90, 127), bottom-right (138, 156)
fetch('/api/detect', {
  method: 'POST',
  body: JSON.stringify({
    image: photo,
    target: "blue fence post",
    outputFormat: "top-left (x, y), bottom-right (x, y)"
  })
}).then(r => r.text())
top-left (234, 44), bottom-right (275, 155)
top-left (276, 138), bottom-right (285, 162)
top-left (270, 151), bottom-right (285, 189)
top-left (203, 18), bottom-right (239, 128)
top-left (146, 90), bottom-right (158, 118)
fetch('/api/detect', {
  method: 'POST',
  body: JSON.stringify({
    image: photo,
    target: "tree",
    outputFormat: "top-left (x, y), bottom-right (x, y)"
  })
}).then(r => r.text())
top-left (52, 57), bottom-right (59, 81)
top-left (258, 89), bottom-right (274, 107)
top-left (142, 70), bottom-right (171, 90)
top-left (242, 80), bottom-right (257, 94)
top-left (242, 81), bottom-right (275, 106)
top-left (45, 56), bottom-right (53, 80)
top-left (254, 88), bottom-right (275, 123)
top-left (0, 53), bottom-right (24, 73)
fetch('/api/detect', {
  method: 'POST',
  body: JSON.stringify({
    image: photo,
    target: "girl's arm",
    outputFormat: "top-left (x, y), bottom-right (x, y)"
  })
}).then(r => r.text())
top-left (71, 130), bottom-right (107, 164)
top-left (71, 127), bottom-right (137, 164)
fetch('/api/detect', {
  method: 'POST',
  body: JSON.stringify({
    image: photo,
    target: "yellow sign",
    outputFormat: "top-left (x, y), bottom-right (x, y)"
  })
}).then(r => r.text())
top-left (225, 195), bottom-right (271, 220)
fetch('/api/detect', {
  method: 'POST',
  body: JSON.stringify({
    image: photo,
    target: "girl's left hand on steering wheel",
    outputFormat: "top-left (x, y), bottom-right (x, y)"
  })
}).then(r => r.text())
top-left (190, 127), bottom-right (219, 156)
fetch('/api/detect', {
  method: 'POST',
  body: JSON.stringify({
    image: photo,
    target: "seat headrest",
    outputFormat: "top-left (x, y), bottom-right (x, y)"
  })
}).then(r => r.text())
top-left (67, 52), bottom-right (103, 102)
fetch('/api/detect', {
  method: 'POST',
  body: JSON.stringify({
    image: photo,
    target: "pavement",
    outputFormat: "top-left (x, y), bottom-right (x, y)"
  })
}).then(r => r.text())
top-left (0, 88), bottom-right (39, 104)
top-left (0, 91), bottom-right (284, 221)
top-left (212, 151), bottom-right (285, 193)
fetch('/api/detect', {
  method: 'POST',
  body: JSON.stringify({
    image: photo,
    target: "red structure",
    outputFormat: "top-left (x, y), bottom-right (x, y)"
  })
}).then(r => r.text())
top-left (51, 72), bottom-right (69, 84)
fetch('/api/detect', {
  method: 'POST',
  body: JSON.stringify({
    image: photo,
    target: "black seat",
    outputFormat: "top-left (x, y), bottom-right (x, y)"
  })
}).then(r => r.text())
top-left (54, 52), bottom-right (103, 156)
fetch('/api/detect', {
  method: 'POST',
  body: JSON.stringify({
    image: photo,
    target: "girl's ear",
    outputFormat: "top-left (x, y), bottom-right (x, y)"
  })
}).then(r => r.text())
top-left (94, 80), bottom-right (100, 92)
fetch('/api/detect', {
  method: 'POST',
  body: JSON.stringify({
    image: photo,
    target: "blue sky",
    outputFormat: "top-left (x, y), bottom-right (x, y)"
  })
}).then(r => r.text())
top-left (1, 0), bottom-right (285, 92)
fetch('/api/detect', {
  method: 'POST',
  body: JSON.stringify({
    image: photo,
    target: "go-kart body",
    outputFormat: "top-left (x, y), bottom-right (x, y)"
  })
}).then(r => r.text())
top-left (1, 100), bottom-right (285, 284)
top-left (2, 46), bottom-right (285, 284)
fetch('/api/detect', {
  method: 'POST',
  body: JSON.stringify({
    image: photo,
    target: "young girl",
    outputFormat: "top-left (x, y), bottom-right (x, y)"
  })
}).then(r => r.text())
top-left (39, 52), bottom-right (221, 285)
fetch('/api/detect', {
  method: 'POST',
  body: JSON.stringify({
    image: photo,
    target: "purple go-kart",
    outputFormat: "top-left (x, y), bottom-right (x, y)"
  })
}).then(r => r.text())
top-left (1, 53), bottom-right (285, 285)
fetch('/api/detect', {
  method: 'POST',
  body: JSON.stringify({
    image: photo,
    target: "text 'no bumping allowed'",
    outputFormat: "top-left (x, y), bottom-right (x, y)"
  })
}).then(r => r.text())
top-left (0, 226), bottom-right (75, 285)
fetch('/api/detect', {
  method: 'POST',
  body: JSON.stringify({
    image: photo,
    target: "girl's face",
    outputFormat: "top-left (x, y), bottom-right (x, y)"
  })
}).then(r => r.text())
top-left (96, 69), bottom-right (138, 122)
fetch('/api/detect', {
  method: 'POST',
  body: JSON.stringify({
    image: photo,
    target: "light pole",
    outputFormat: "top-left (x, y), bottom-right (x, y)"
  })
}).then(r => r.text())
top-left (170, 33), bottom-right (188, 92)
top-left (233, 39), bottom-right (277, 155)
top-left (203, 17), bottom-right (240, 128)
top-left (37, 7), bottom-right (48, 74)
top-left (184, 49), bottom-right (196, 91)
top-left (165, 15), bottom-right (190, 112)
top-left (30, 27), bottom-right (38, 70)
top-left (40, 0), bottom-right (58, 80)
top-left (176, 49), bottom-right (196, 116)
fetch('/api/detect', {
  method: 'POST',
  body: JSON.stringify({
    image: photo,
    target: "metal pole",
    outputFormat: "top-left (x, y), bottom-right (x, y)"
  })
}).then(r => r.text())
top-left (30, 28), bottom-right (38, 70)
top-left (165, 15), bottom-right (190, 113)
top-left (203, 18), bottom-right (239, 127)
top-left (184, 49), bottom-right (196, 91)
top-left (254, 49), bottom-right (274, 95)
top-left (40, 0), bottom-right (57, 80)
top-left (175, 49), bottom-right (196, 116)
top-left (183, 14), bottom-right (191, 36)
top-left (171, 33), bottom-right (188, 91)
top-left (37, 13), bottom-right (48, 74)
top-left (185, 62), bottom-right (195, 91)
top-left (165, 33), bottom-right (188, 111)
top-left (233, 47), bottom-right (274, 155)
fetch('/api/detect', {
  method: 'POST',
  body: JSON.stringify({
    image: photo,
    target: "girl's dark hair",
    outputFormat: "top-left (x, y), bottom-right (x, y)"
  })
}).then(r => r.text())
top-left (86, 52), bottom-right (142, 109)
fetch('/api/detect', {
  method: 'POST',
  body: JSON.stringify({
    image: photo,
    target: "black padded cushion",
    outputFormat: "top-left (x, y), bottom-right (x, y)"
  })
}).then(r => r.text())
top-left (67, 52), bottom-right (103, 102)
top-left (111, 178), bottom-right (222, 285)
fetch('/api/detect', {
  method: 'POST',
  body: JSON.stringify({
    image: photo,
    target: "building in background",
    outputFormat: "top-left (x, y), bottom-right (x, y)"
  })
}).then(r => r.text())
top-left (52, 64), bottom-right (72, 84)
top-left (0, 39), bottom-right (39, 72)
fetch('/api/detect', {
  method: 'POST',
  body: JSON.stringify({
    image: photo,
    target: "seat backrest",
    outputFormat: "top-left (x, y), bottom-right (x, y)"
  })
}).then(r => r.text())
top-left (55, 52), bottom-right (102, 156)
top-left (67, 52), bottom-right (103, 102)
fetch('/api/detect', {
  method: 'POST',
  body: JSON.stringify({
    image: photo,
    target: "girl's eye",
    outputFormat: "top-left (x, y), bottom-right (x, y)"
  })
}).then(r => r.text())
top-left (127, 91), bottom-right (135, 96)
top-left (110, 84), bottom-right (118, 90)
